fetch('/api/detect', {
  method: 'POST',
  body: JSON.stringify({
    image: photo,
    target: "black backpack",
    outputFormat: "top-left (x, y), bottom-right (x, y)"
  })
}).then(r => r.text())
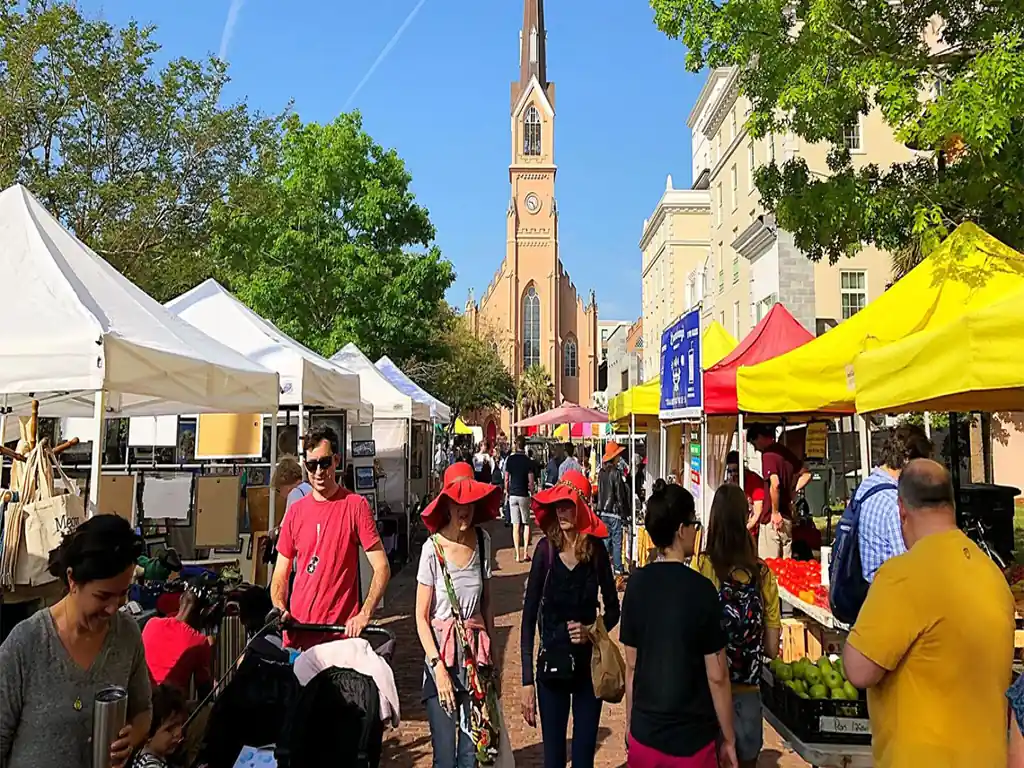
top-left (276, 666), bottom-right (384, 768)
top-left (717, 565), bottom-right (765, 686)
top-left (829, 480), bottom-right (897, 624)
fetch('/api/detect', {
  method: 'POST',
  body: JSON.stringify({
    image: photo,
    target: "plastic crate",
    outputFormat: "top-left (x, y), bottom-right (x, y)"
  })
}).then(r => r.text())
top-left (775, 682), bottom-right (871, 745)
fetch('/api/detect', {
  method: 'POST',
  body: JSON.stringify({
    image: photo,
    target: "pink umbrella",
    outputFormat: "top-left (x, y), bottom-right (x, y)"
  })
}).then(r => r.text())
top-left (514, 402), bottom-right (609, 428)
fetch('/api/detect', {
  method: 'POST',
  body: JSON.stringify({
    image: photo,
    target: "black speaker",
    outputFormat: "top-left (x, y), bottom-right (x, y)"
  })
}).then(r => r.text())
top-left (956, 483), bottom-right (1020, 564)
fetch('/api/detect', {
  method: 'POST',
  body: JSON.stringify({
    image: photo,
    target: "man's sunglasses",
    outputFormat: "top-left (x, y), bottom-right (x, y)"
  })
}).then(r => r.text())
top-left (304, 456), bottom-right (336, 472)
top-left (687, 520), bottom-right (703, 532)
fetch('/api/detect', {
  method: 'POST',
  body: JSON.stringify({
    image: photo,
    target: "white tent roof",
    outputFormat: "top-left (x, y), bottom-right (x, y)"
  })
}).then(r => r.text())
top-left (330, 343), bottom-right (430, 421)
top-left (166, 280), bottom-right (370, 420)
top-left (375, 356), bottom-right (452, 424)
top-left (0, 184), bottom-right (280, 416)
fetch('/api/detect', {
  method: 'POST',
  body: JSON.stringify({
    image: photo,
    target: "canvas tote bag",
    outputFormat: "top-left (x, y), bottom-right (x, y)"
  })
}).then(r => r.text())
top-left (0, 440), bottom-right (85, 589)
top-left (587, 615), bottom-right (626, 703)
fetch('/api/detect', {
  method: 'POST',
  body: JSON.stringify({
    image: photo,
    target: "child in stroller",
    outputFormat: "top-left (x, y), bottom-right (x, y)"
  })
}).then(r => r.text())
top-left (193, 616), bottom-right (397, 768)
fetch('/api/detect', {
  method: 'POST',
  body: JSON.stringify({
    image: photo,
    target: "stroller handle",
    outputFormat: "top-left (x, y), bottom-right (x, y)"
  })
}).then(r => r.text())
top-left (283, 621), bottom-right (396, 643)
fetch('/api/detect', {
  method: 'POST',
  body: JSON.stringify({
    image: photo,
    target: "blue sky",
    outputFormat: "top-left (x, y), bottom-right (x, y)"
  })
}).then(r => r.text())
top-left (84, 0), bottom-right (705, 322)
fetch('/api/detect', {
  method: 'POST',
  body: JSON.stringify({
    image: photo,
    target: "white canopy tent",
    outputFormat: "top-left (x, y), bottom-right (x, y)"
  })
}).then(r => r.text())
top-left (0, 184), bottom-right (280, 509)
top-left (165, 279), bottom-right (374, 426)
top-left (331, 344), bottom-right (429, 422)
top-left (374, 356), bottom-right (451, 425)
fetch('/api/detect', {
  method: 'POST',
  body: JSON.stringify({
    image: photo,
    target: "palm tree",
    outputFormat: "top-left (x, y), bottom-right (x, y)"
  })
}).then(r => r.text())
top-left (518, 364), bottom-right (554, 418)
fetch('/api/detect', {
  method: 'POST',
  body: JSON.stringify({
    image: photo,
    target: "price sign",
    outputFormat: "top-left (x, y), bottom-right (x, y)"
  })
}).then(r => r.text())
top-left (818, 716), bottom-right (871, 735)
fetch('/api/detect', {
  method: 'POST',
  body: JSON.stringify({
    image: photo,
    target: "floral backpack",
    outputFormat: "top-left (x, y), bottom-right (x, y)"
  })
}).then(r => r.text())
top-left (717, 565), bottom-right (765, 686)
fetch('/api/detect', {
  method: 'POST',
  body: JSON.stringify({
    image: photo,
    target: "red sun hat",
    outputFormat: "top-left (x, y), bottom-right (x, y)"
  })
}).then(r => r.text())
top-left (421, 462), bottom-right (503, 534)
top-left (531, 469), bottom-right (608, 538)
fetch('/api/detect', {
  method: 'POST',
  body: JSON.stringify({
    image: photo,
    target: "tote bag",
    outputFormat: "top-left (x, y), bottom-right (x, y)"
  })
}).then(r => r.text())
top-left (587, 615), bottom-right (626, 703)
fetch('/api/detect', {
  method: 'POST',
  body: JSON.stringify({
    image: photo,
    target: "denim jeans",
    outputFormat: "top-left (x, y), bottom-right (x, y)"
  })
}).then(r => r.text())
top-left (425, 692), bottom-right (477, 768)
top-left (537, 672), bottom-right (603, 768)
top-left (599, 513), bottom-right (624, 575)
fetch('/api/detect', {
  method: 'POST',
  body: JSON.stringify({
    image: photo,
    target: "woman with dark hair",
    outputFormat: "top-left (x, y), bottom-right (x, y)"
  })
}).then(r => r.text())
top-left (0, 514), bottom-right (152, 768)
top-left (521, 470), bottom-right (619, 768)
top-left (620, 485), bottom-right (738, 768)
top-left (695, 484), bottom-right (782, 768)
top-left (415, 463), bottom-right (503, 767)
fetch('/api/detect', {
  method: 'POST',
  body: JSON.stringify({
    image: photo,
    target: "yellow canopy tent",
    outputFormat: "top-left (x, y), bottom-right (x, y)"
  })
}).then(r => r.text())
top-left (737, 223), bottom-right (1024, 415)
top-left (855, 285), bottom-right (1024, 414)
top-left (703, 320), bottom-right (738, 369)
top-left (453, 417), bottom-right (473, 435)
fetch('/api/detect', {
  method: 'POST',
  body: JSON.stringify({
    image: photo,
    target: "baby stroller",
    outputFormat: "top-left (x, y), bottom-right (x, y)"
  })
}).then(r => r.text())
top-left (193, 618), bottom-right (397, 768)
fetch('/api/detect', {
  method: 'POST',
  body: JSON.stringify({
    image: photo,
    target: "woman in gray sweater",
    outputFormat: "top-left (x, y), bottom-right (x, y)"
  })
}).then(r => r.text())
top-left (1, 515), bottom-right (152, 768)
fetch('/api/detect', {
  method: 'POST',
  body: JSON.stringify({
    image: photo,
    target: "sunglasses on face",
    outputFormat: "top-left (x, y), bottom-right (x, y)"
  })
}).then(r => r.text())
top-left (686, 520), bottom-right (703, 532)
top-left (304, 456), bottom-right (335, 473)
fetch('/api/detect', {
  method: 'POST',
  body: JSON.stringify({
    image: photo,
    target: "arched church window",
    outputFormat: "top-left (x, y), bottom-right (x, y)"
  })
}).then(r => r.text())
top-left (523, 286), bottom-right (541, 369)
top-left (564, 336), bottom-right (578, 378)
top-left (524, 106), bottom-right (542, 157)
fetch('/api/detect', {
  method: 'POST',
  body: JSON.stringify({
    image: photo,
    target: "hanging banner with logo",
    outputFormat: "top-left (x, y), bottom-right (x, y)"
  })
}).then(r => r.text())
top-left (659, 308), bottom-right (703, 420)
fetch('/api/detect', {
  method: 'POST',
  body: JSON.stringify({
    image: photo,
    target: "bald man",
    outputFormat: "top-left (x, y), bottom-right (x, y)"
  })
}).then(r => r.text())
top-left (843, 459), bottom-right (1014, 767)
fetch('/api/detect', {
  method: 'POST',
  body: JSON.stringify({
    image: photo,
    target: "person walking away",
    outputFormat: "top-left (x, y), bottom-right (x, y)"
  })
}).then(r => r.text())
top-left (746, 425), bottom-right (810, 559)
top-left (597, 441), bottom-right (631, 590)
top-left (271, 455), bottom-right (312, 520)
top-left (620, 485), bottom-right (738, 768)
top-left (505, 435), bottom-right (536, 563)
top-left (141, 586), bottom-right (214, 699)
top-left (271, 425), bottom-right (391, 650)
top-left (544, 444), bottom-right (565, 488)
top-left (558, 442), bottom-right (583, 479)
top-left (695, 485), bottom-right (781, 768)
top-left (130, 685), bottom-right (188, 768)
top-left (472, 441), bottom-right (494, 484)
top-left (521, 470), bottom-right (619, 768)
top-left (843, 459), bottom-right (1015, 767)
top-left (725, 450), bottom-right (765, 538)
top-left (0, 515), bottom-right (152, 768)
top-left (415, 463), bottom-right (504, 768)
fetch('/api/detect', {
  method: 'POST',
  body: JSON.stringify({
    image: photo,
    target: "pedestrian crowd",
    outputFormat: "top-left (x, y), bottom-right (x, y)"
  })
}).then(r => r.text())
top-left (2, 423), bottom-right (1023, 768)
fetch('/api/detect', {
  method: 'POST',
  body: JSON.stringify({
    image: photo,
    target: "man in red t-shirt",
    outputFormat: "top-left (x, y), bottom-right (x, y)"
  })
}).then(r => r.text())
top-left (725, 450), bottom-right (765, 536)
top-left (746, 424), bottom-right (811, 559)
top-left (142, 589), bottom-right (214, 697)
top-left (271, 424), bottom-right (391, 649)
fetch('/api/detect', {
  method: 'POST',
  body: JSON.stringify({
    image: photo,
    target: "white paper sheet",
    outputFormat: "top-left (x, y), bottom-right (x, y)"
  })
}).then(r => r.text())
top-left (141, 475), bottom-right (193, 520)
top-left (128, 416), bottom-right (179, 447)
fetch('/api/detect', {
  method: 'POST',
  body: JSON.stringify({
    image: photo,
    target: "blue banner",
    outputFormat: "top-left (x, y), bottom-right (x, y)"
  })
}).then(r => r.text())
top-left (659, 308), bottom-right (702, 419)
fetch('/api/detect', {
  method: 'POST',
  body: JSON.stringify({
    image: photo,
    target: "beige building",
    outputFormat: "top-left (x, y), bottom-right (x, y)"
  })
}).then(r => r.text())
top-left (687, 66), bottom-right (915, 340)
top-left (464, 0), bottom-right (598, 440)
top-left (639, 177), bottom-right (712, 378)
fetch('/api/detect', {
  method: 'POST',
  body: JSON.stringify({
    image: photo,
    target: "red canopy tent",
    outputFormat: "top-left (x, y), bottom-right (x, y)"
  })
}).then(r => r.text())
top-left (704, 304), bottom-right (814, 415)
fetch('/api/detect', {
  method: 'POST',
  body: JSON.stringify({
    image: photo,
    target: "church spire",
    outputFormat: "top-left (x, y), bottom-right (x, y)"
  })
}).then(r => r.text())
top-left (518, 0), bottom-right (547, 91)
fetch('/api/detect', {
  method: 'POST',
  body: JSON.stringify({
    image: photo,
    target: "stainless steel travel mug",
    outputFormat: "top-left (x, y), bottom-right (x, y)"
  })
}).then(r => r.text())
top-left (92, 686), bottom-right (128, 768)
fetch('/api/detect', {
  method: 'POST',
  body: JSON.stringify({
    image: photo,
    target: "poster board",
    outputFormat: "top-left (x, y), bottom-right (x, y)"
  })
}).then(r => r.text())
top-left (251, 531), bottom-right (271, 585)
top-left (195, 414), bottom-right (264, 459)
top-left (245, 486), bottom-right (275, 533)
top-left (194, 475), bottom-right (242, 548)
top-left (99, 474), bottom-right (136, 522)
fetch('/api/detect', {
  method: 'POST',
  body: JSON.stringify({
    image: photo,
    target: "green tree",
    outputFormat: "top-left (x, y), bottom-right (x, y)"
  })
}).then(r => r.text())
top-left (0, 0), bottom-right (279, 301)
top-left (213, 112), bottom-right (455, 363)
top-left (651, 0), bottom-right (1024, 266)
top-left (404, 315), bottom-right (516, 428)
top-left (518, 364), bottom-right (554, 418)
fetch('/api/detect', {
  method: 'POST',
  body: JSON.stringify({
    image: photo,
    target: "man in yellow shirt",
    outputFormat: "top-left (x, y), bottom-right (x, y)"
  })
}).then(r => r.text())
top-left (843, 459), bottom-right (1015, 767)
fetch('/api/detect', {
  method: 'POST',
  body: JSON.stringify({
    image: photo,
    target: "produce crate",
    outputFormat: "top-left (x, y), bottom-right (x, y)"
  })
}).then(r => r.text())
top-left (768, 680), bottom-right (871, 746)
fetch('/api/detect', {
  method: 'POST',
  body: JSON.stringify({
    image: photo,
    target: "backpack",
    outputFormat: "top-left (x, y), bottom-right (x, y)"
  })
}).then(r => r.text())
top-left (717, 565), bottom-right (765, 686)
top-left (829, 480), bottom-right (897, 625)
top-left (276, 666), bottom-right (384, 768)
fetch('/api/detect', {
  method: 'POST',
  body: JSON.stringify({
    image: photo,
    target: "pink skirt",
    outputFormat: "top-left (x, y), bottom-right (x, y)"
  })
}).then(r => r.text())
top-left (627, 736), bottom-right (718, 768)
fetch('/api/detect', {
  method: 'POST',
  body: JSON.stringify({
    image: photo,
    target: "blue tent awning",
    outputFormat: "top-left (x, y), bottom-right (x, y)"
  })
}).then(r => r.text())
top-left (374, 356), bottom-right (452, 425)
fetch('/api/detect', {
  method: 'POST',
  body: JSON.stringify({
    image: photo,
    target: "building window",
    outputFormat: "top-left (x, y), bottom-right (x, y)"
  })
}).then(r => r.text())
top-left (733, 301), bottom-right (740, 338)
top-left (563, 336), bottom-right (578, 377)
top-left (523, 285), bottom-right (541, 367)
top-left (747, 141), bottom-right (755, 190)
top-left (732, 252), bottom-right (739, 284)
top-left (840, 270), bottom-right (867, 319)
top-left (842, 118), bottom-right (862, 152)
top-left (718, 263), bottom-right (725, 294)
top-left (621, 369), bottom-right (630, 392)
top-left (768, 131), bottom-right (776, 161)
top-left (730, 108), bottom-right (737, 141)
top-left (524, 105), bottom-right (542, 156)
top-left (716, 183), bottom-right (723, 226)
top-left (730, 165), bottom-right (738, 211)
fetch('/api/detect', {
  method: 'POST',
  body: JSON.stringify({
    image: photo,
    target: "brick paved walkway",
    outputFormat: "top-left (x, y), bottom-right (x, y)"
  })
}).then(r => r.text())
top-left (377, 522), bottom-right (808, 767)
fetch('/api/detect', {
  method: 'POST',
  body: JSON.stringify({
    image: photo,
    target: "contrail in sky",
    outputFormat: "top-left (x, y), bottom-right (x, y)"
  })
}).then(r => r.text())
top-left (343, 0), bottom-right (429, 110)
top-left (219, 0), bottom-right (246, 62)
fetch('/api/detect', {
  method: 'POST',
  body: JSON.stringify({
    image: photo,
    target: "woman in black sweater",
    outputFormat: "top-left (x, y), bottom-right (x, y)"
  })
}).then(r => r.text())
top-left (520, 469), bottom-right (620, 768)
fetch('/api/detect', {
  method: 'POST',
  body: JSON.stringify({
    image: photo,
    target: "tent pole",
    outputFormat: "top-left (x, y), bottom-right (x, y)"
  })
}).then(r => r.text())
top-left (700, 416), bottom-right (709, 529)
top-left (737, 412), bottom-right (745, 492)
top-left (923, 411), bottom-right (932, 440)
top-left (88, 390), bottom-right (107, 517)
top-left (857, 414), bottom-right (871, 483)
top-left (0, 394), bottom-right (7, 479)
top-left (659, 423), bottom-right (666, 483)
top-left (269, 410), bottom-right (279, 531)
top-left (297, 403), bottom-right (306, 479)
top-left (407, 415), bottom-right (413, 561)
top-left (630, 413), bottom-right (636, 567)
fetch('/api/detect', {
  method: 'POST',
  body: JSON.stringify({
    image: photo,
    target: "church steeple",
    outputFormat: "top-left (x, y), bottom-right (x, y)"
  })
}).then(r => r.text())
top-left (512, 0), bottom-right (555, 111)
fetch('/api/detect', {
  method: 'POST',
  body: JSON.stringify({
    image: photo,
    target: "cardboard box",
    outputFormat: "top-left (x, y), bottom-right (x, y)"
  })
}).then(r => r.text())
top-left (807, 625), bottom-right (847, 658)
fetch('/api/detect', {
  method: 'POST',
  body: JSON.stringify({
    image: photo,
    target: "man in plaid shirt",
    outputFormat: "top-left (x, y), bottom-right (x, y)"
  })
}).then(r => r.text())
top-left (857, 424), bottom-right (933, 581)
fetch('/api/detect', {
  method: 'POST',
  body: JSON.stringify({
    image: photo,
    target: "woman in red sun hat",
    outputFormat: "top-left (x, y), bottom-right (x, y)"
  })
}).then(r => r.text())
top-left (520, 469), bottom-right (620, 768)
top-left (415, 463), bottom-right (503, 767)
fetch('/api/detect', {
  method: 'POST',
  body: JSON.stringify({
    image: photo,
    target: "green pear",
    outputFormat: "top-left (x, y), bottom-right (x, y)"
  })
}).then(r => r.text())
top-left (822, 669), bottom-right (844, 690)
top-left (804, 666), bottom-right (823, 687)
top-left (784, 680), bottom-right (799, 693)
top-left (776, 663), bottom-right (793, 682)
top-left (796, 691), bottom-right (810, 699)
top-left (843, 681), bottom-right (859, 700)
top-left (817, 656), bottom-right (834, 676)
top-left (830, 687), bottom-right (848, 700)
top-left (809, 684), bottom-right (829, 700)
top-left (792, 660), bottom-right (806, 681)
top-left (834, 657), bottom-right (846, 681)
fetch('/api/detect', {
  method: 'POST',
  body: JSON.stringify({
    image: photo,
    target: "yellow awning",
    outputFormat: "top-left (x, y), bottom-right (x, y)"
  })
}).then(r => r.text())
top-left (855, 285), bottom-right (1024, 414)
top-left (454, 417), bottom-right (473, 435)
top-left (703, 320), bottom-right (738, 368)
top-left (737, 223), bottom-right (1024, 415)
top-left (609, 377), bottom-right (661, 424)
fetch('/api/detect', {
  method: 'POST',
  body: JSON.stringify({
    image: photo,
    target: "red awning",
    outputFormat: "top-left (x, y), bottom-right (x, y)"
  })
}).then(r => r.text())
top-left (704, 304), bottom-right (814, 415)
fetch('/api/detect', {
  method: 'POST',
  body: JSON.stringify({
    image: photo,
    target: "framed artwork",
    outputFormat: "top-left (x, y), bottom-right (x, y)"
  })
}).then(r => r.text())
top-left (213, 537), bottom-right (244, 555)
top-left (354, 466), bottom-right (376, 491)
top-left (351, 439), bottom-right (376, 459)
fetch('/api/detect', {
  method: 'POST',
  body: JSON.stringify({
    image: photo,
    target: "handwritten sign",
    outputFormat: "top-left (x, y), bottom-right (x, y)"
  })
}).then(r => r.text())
top-left (818, 716), bottom-right (871, 735)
